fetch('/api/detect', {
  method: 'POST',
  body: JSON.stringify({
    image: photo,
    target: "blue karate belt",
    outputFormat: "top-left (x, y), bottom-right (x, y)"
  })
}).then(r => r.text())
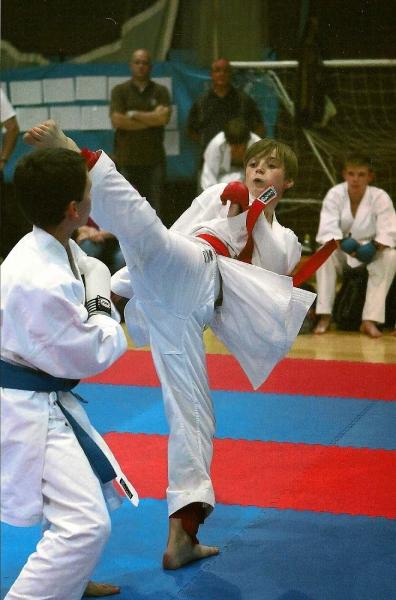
top-left (0, 359), bottom-right (117, 484)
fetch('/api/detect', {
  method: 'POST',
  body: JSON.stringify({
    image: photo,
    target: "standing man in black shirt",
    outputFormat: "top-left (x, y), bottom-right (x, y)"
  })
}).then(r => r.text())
top-left (110, 49), bottom-right (172, 217)
top-left (187, 58), bottom-right (265, 152)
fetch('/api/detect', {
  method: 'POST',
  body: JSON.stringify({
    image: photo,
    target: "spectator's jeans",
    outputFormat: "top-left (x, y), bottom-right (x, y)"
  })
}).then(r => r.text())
top-left (118, 161), bottom-right (166, 218)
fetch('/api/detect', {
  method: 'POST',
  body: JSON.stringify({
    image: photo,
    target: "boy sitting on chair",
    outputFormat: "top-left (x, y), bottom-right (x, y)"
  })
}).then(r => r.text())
top-left (314, 153), bottom-right (396, 337)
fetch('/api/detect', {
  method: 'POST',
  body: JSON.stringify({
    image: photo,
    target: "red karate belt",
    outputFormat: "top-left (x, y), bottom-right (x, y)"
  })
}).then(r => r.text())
top-left (197, 197), bottom-right (337, 287)
top-left (196, 233), bottom-right (230, 257)
top-left (292, 239), bottom-right (337, 287)
top-left (236, 201), bottom-right (337, 283)
top-left (196, 198), bottom-right (265, 262)
top-left (237, 198), bottom-right (266, 263)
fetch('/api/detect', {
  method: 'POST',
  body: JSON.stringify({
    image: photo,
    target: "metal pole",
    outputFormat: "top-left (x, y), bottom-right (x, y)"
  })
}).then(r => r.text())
top-left (231, 59), bottom-right (396, 69)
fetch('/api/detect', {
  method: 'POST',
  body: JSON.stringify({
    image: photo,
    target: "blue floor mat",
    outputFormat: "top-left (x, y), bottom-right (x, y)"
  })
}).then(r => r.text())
top-left (2, 499), bottom-right (395, 600)
top-left (3, 374), bottom-right (395, 599)
top-left (78, 383), bottom-right (396, 449)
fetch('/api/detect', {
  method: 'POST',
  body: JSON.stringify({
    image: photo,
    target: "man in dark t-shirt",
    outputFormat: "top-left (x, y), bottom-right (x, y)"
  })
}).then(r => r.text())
top-left (110, 49), bottom-right (172, 216)
top-left (187, 58), bottom-right (265, 152)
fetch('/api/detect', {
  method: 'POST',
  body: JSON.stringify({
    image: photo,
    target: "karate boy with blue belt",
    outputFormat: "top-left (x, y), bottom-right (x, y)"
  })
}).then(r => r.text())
top-left (1, 147), bottom-right (138, 598)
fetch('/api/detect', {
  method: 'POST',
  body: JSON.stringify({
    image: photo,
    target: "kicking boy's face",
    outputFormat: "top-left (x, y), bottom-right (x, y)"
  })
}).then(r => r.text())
top-left (342, 164), bottom-right (373, 195)
top-left (245, 151), bottom-right (293, 201)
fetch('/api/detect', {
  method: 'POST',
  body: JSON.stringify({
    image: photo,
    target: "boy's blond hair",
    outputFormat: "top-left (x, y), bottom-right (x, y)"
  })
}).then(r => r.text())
top-left (244, 138), bottom-right (298, 181)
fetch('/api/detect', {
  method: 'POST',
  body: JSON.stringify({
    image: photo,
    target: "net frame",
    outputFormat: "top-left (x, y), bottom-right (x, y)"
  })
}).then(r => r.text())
top-left (230, 59), bottom-right (396, 244)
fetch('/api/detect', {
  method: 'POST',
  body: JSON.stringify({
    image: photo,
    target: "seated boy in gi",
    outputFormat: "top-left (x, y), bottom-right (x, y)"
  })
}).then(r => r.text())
top-left (314, 153), bottom-right (396, 337)
top-left (24, 121), bottom-right (315, 571)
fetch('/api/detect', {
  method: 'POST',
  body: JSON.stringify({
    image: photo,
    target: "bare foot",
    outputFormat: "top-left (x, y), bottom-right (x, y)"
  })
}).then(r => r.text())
top-left (83, 581), bottom-right (120, 597)
top-left (23, 119), bottom-right (79, 152)
top-left (162, 517), bottom-right (219, 570)
top-left (314, 314), bottom-right (331, 334)
top-left (360, 320), bottom-right (382, 338)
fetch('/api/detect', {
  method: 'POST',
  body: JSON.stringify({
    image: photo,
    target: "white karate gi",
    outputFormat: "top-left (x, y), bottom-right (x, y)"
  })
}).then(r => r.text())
top-left (1, 227), bottom-right (128, 600)
top-left (89, 153), bottom-right (315, 517)
top-left (200, 131), bottom-right (261, 190)
top-left (315, 182), bottom-right (396, 322)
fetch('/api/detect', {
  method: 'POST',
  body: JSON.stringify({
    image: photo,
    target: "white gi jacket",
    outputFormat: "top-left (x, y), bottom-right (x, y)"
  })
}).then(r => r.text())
top-left (316, 182), bottom-right (396, 267)
top-left (1, 228), bottom-right (128, 526)
top-left (172, 184), bottom-right (314, 387)
top-left (88, 153), bottom-right (315, 514)
top-left (95, 151), bottom-right (315, 390)
top-left (200, 131), bottom-right (261, 190)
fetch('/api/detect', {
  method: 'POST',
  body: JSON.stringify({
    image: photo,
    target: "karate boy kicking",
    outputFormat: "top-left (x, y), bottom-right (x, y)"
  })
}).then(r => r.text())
top-left (24, 121), bottom-right (315, 571)
top-left (0, 146), bottom-right (138, 598)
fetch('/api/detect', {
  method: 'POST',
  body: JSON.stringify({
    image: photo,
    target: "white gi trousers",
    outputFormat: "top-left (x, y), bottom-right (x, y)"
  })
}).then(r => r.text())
top-left (151, 308), bottom-right (217, 517)
top-left (316, 247), bottom-right (396, 323)
top-left (91, 153), bottom-right (314, 518)
top-left (128, 239), bottom-right (220, 517)
top-left (5, 397), bottom-right (111, 600)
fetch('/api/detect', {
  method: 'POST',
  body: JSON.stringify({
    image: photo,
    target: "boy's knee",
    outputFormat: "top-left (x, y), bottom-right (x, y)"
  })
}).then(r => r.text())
top-left (81, 507), bottom-right (112, 550)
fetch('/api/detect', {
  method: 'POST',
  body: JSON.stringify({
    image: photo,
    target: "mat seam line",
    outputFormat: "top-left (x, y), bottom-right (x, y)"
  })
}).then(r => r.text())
top-left (331, 401), bottom-right (376, 445)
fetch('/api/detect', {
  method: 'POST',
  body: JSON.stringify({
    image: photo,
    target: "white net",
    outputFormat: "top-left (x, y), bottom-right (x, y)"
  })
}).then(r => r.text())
top-left (233, 61), bottom-right (396, 246)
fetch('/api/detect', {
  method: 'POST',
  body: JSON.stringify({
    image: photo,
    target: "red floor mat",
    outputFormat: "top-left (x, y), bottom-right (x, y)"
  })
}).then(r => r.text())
top-left (86, 351), bottom-right (396, 401)
top-left (106, 432), bottom-right (396, 519)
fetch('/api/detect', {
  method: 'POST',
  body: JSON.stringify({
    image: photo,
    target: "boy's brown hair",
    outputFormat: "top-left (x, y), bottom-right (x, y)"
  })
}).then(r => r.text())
top-left (244, 138), bottom-right (298, 181)
top-left (342, 153), bottom-right (374, 172)
top-left (14, 148), bottom-right (88, 228)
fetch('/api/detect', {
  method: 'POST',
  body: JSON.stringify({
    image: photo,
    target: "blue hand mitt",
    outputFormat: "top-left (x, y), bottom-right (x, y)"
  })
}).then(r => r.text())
top-left (340, 237), bottom-right (359, 254)
top-left (356, 241), bottom-right (377, 264)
